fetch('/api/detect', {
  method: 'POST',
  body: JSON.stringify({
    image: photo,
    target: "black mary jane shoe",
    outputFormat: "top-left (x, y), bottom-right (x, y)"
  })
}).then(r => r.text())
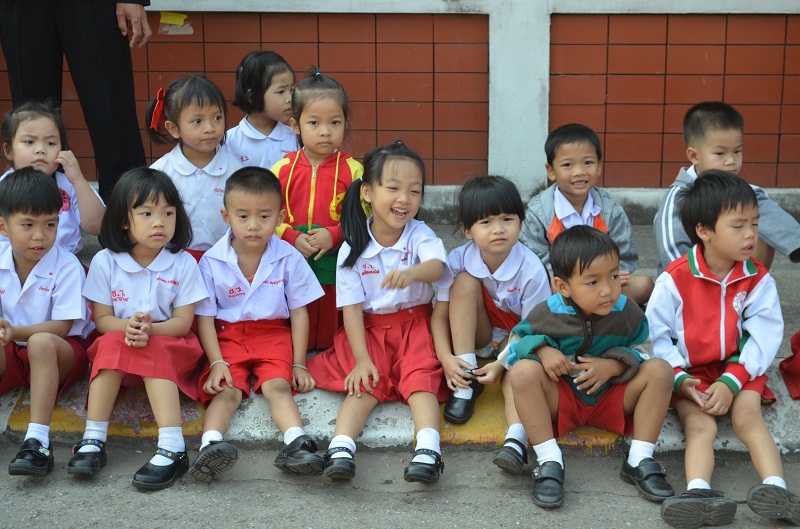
top-left (8, 438), bottom-right (54, 476)
top-left (620, 456), bottom-right (675, 502)
top-left (67, 439), bottom-right (106, 476)
top-left (131, 448), bottom-right (189, 491)
top-left (492, 438), bottom-right (529, 475)
top-left (274, 434), bottom-right (325, 476)
top-left (443, 378), bottom-right (484, 424)
top-left (532, 461), bottom-right (565, 508)
top-left (403, 448), bottom-right (444, 484)
top-left (322, 447), bottom-right (356, 480)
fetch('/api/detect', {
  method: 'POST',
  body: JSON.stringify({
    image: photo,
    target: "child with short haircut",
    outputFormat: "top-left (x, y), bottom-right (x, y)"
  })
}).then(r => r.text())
top-left (499, 225), bottom-right (675, 509)
top-left (0, 168), bottom-right (94, 476)
top-left (226, 50), bottom-right (298, 168)
top-left (520, 123), bottom-right (653, 306)
top-left (648, 170), bottom-right (798, 528)
top-left (190, 167), bottom-right (325, 482)
top-left (654, 101), bottom-right (800, 273)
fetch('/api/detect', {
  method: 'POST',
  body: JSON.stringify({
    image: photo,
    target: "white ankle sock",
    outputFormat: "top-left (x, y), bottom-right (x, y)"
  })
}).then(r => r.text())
top-left (687, 478), bottom-right (711, 490)
top-left (328, 435), bottom-right (356, 459)
top-left (284, 426), bottom-right (305, 445)
top-left (452, 353), bottom-right (478, 400)
top-left (627, 439), bottom-right (655, 467)
top-left (200, 430), bottom-right (223, 451)
top-left (412, 428), bottom-right (440, 464)
top-left (532, 438), bottom-right (563, 468)
top-left (504, 423), bottom-right (528, 455)
top-left (150, 427), bottom-right (185, 466)
top-left (78, 421), bottom-right (109, 453)
top-left (24, 423), bottom-right (50, 449)
top-left (763, 476), bottom-right (787, 489)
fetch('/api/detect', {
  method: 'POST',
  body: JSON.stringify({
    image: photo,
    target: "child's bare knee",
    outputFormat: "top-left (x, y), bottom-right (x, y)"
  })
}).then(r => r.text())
top-left (731, 404), bottom-right (763, 433)
top-left (25, 333), bottom-right (59, 362)
top-left (214, 385), bottom-right (243, 407)
top-left (641, 357), bottom-right (673, 384)
top-left (262, 378), bottom-right (292, 398)
top-left (510, 360), bottom-right (544, 390)
top-left (452, 272), bottom-right (481, 294)
top-left (684, 412), bottom-right (717, 439)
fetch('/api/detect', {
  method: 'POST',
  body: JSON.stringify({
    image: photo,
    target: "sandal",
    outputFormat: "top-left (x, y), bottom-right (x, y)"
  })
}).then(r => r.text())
top-left (67, 439), bottom-right (106, 476)
top-left (322, 446), bottom-right (356, 480)
top-left (403, 448), bottom-right (444, 483)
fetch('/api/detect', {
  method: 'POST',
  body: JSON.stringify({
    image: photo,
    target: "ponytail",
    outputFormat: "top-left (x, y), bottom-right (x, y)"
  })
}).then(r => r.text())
top-left (340, 179), bottom-right (369, 269)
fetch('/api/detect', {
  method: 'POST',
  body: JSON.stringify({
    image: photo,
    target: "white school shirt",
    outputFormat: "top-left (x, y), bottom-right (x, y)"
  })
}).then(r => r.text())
top-left (150, 145), bottom-right (243, 251)
top-left (224, 118), bottom-right (298, 169)
top-left (0, 242), bottom-right (94, 344)
top-left (336, 219), bottom-right (447, 314)
top-left (553, 186), bottom-right (602, 229)
top-left (0, 169), bottom-right (103, 254)
top-left (196, 230), bottom-right (323, 321)
top-left (83, 248), bottom-right (208, 322)
top-left (437, 241), bottom-right (550, 319)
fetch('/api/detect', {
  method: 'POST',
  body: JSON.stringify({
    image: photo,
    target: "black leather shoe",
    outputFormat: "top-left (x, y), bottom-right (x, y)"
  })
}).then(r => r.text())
top-left (443, 378), bottom-right (484, 424)
top-left (8, 438), bottom-right (54, 476)
top-left (404, 448), bottom-right (444, 483)
top-left (620, 456), bottom-right (675, 502)
top-left (131, 448), bottom-right (189, 490)
top-left (274, 434), bottom-right (324, 476)
top-left (189, 440), bottom-right (238, 483)
top-left (67, 439), bottom-right (106, 476)
top-left (661, 489), bottom-right (737, 529)
top-left (492, 438), bottom-right (528, 474)
top-left (322, 447), bottom-right (356, 480)
top-left (747, 484), bottom-right (800, 525)
top-left (532, 461), bottom-right (565, 508)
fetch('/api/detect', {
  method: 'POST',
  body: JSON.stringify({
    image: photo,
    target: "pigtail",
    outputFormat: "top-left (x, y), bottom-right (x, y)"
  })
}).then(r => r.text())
top-left (145, 87), bottom-right (173, 145)
top-left (340, 179), bottom-right (369, 269)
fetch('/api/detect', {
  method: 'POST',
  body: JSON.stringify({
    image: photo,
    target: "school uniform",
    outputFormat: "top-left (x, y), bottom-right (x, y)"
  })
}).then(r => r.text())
top-left (224, 118), bottom-right (297, 169)
top-left (195, 230), bottom-right (324, 405)
top-left (151, 145), bottom-right (243, 255)
top-left (82, 248), bottom-right (208, 399)
top-left (308, 219), bottom-right (450, 403)
top-left (0, 243), bottom-right (93, 397)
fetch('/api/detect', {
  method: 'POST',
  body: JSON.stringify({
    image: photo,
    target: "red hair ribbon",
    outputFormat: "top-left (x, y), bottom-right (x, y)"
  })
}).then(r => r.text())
top-left (149, 87), bottom-right (166, 131)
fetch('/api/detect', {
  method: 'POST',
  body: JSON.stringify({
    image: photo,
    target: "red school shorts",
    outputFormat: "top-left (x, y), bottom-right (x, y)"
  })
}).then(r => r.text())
top-left (197, 319), bottom-right (293, 407)
top-left (670, 360), bottom-right (775, 407)
top-left (553, 377), bottom-right (633, 437)
top-left (481, 285), bottom-right (521, 333)
top-left (0, 336), bottom-right (90, 401)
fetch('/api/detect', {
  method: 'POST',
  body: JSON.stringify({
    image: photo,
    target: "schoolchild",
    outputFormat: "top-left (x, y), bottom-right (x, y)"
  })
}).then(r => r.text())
top-left (271, 68), bottom-right (364, 351)
top-left (501, 225), bottom-right (675, 508)
top-left (1, 168), bottom-right (94, 476)
top-left (225, 50), bottom-right (298, 168)
top-left (146, 75), bottom-right (244, 261)
top-left (1, 100), bottom-right (106, 254)
top-left (654, 101), bottom-right (800, 273)
top-left (68, 168), bottom-right (208, 491)
top-left (431, 176), bottom-right (550, 474)
top-left (648, 170), bottom-right (799, 528)
top-left (190, 167), bottom-right (325, 482)
top-left (307, 141), bottom-right (449, 483)
top-left (520, 123), bottom-right (653, 305)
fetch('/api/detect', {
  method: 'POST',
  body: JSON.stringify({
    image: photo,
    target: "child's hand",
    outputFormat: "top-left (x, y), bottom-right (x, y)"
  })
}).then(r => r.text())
top-left (679, 377), bottom-right (707, 408)
top-left (440, 354), bottom-right (475, 391)
top-left (56, 151), bottom-right (84, 184)
top-left (125, 312), bottom-right (152, 347)
top-left (0, 320), bottom-right (14, 346)
top-left (573, 356), bottom-right (625, 394)
top-left (702, 381), bottom-right (734, 416)
top-left (204, 362), bottom-right (233, 395)
top-left (292, 366), bottom-right (317, 393)
top-left (344, 359), bottom-right (379, 397)
top-left (538, 346), bottom-right (575, 381)
top-left (618, 270), bottom-right (631, 287)
top-left (294, 233), bottom-right (317, 259)
top-left (380, 269), bottom-right (414, 289)
top-left (306, 227), bottom-right (333, 260)
top-left (472, 361), bottom-right (505, 385)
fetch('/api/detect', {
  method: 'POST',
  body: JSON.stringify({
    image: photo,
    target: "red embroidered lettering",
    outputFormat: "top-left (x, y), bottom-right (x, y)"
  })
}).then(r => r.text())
top-left (156, 276), bottom-right (180, 286)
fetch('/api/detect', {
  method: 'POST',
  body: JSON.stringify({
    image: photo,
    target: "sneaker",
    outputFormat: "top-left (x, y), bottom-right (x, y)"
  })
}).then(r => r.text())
top-left (660, 489), bottom-right (737, 529)
top-left (189, 440), bottom-right (238, 483)
top-left (8, 438), bottom-right (54, 476)
top-left (274, 434), bottom-right (324, 476)
top-left (747, 484), bottom-right (800, 525)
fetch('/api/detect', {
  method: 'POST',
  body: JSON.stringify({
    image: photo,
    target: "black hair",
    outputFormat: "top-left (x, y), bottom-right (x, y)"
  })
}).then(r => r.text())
top-left (677, 169), bottom-right (757, 246)
top-left (340, 140), bottom-right (426, 269)
top-left (233, 50), bottom-right (294, 115)
top-left (458, 175), bottom-right (525, 229)
top-left (145, 75), bottom-right (228, 146)
top-left (100, 167), bottom-right (192, 253)
top-left (2, 100), bottom-right (69, 164)
top-left (544, 123), bottom-right (602, 166)
top-left (551, 225), bottom-right (620, 281)
top-left (683, 101), bottom-right (744, 147)
top-left (291, 67), bottom-right (350, 148)
top-left (0, 167), bottom-right (62, 218)
top-left (223, 166), bottom-right (283, 208)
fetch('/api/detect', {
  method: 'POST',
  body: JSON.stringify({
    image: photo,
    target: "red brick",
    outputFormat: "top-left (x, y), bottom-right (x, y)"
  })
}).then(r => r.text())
top-left (0, 82), bottom-right (11, 102)
top-left (319, 14), bottom-right (374, 43)
top-left (147, 72), bottom-right (193, 98)
top-left (603, 162), bottom-right (661, 187)
top-left (785, 77), bottom-right (800, 105)
top-left (724, 76), bottom-right (783, 105)
top-left (667, 15), bottom-right (727, 45)
top-left (133, 72), bottom-right (149, 102)
top-left (727, 15), bottom-right (786, 45)
top-left (549, 75), bottom-right (607, 105)
top-left (789, 17), bottom-right (800, 45)
top-left (0, 50), bottom-right (6, 70)
top-left (604, 133), bottom-right (663, 162)
top-left (204, 13), bottom-right (260, 42)
top-left (204, 73), bottom-right (235, 105)
top-left (377, 43), bottom-right (433, 73)
top-left (377, 131), bottom-right (433, 159)
top-left (606, 105), bottom-right (663, 133)
top-left (77, 158), bottom-right (96, 181)
top-left (666, 46), bottom-right (725, 75)
top-left (377, 73), bottom-right (432, 102)
top-left (551, 45), bottom-right (607, 75)
top-left (740, 163), bottom-right (777, 187)
top-left (136, 101), bottom-right (150, 132)
top-left (377, 102), bottom-right (432, 131)
top-left (548, 105), bottom-right (606, 133)
top-left (661, 162), bottom-right (686, 186)
top-left (434, 73), bottom-right (488, 102)
top-left (343, 130), bottom-right (377, 159)
top-left (376, 14), bottom-right (432, 43)
top-left (205, 43), bottom-right (258, 73)
top-left (131, 45), bottom-right (148, 72)
top-left (551, 15), bottom-right (608, 45)
top-left (433, 15), bottom-right (488, 43)
top-left (62, 72), bottom-right (77, 100)
top-left (434, 131), bottom-right (488, 160)
top-left (608, 45), bottom-right (665, 75)
top-left (329, 73), bottom-right (376, 102)
top-left (149, 140), bottom-right (173, 161)
top-left (746, 134), bottom-right (779, 163)
top-left (61, 101), bottom-right (85, 130)
top-left (148, 43), bottom-right (204, 72)
top-left (228, 107), bottom-right (246, 127)
top-left (68, 128), bottom-right (94, 158)
top-left (609, 15), bottom-right (667, 44)
top-left (726, 46), bottom-right (784, 75)
top-left (432, 160), bottom-right (488, 185)
top-left (263, 43), bottom-right (318, 73)
top-left (434, 44), bottom-right (488, 73)
top-left (665, 75), bottom-right (724, 104)
top-left (663, 133), bottom-right (688, 162)
top-left (434, 103), bottom-right (489, 131)
top-left (607, 75), bottom-right (664, 104)
top-left (147, 11), bottom-right (203, 43)
top-left (319, 44), bottom-right (375, 73)
top-left (786, 46), bottom-right (800, 75)
top-left (261, 14), bottom-right (317, 43)
top-left (780, 135), bottom-right (800, 162)
top-left (737, 105), bottom-right (781, 134)
top-left (664, 105), bottom-right (692, 133)
top-left (777, 163), bottom-right (800, 187)
top-left (781, 106), bottom-right (800, 133)
top-left (349, 102), bottom-right (376, 131)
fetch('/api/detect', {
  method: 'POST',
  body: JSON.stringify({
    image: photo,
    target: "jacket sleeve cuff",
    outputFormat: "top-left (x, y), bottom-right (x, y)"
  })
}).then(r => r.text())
top-left (601, 347), bottom-right (640, 384)
top-left (673, 371), bottom-right (693, 394)
top-left (278, 224), bottom-right (300, 245)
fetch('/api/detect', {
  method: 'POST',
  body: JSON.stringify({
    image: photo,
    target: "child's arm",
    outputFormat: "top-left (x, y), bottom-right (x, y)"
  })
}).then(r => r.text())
top-left (381, 259), bottom-right (444, 290)
top-left (305, 227), bottom-right (334, 260)
top-left (0, 319), bottom-right (72, 345)
top-left (519, 196), bottom-right (554, 274)
top-left (431, 300), bottom-right (474, 391)
top-left (645, 274), bottom-right (692, 391)
top-left (289, 306), bottom-right (316, 393)
top-left (572, 356), bottom-right (626, 395)
top-left (197, 315), bottom-right (232, 395)
top-left (472, 360), bottom-right (506, 384)
top-left (149, 303), bottom-right (195, 337)
top-left (57, 151), bottom-right (105, 235)
top-left (342, 303), bottom-right (379, 397)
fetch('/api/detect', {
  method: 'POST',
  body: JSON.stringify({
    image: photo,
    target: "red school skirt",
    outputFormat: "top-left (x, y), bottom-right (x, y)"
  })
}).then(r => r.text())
top-left (306, 284), bottom-right (341, 351)
top-left (308, 304), bottom-right (449, 404)
top-left (482, 285), bottom-right (521, 333)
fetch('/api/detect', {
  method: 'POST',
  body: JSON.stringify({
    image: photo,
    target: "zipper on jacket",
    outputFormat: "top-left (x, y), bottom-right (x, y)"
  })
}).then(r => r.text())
top-left (307, 165), bottom-right (317, 229)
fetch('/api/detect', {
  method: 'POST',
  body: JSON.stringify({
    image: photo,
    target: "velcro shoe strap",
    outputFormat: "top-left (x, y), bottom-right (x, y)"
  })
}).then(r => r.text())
top-left (636, 459), bottom-right (667, 479)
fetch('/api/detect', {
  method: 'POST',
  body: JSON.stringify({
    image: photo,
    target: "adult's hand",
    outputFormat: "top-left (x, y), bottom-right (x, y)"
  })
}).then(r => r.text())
top-left (116, 3), bottom-right (152, 48)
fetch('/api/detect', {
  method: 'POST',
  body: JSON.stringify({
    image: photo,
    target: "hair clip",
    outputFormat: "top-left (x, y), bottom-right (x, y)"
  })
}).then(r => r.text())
top-left (315, 71), bottom-right (323, 76)
top-left (149, 87), bottom-right (166, 132)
